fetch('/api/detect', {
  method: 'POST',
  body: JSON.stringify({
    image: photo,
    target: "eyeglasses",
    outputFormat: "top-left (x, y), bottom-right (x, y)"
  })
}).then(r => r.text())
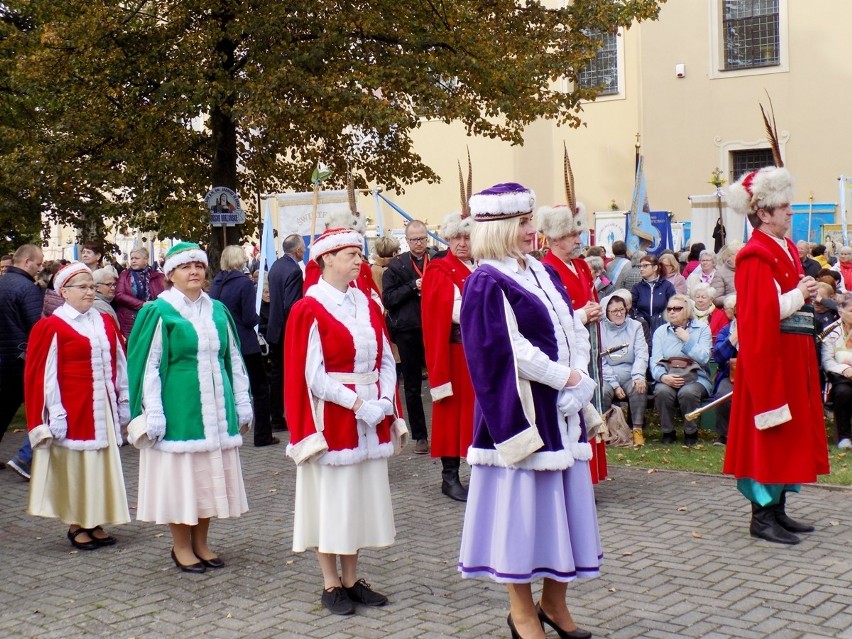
top-left (98, 282), bottom-right (117, 289)
top-left (407, 237), bottom-right (428, 243)
top-left (666, 306), bottom-right (685, 312)
top-left (639, 263), bottom-right (654, 268)
top-left (64, 284), bottom-right (97, 292)
top-left (608, 308), bottom-right (627, 315)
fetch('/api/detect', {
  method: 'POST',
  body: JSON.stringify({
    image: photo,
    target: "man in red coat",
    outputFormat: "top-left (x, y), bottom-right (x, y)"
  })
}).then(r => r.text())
top-left (421, 213), bottom-right (476, 501)
top-left (536, 203), bottom-right (608, 484)
top-left (724, 165), bottom-right (829, 545)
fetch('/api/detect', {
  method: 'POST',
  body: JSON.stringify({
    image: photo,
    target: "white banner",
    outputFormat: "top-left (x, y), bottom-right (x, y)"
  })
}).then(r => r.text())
top-left (688, 194), bottom-right (748, 247)
top-left (274, 189), bottom-right (350, 237)
top-left (594, 211), bottom-right (627, 254)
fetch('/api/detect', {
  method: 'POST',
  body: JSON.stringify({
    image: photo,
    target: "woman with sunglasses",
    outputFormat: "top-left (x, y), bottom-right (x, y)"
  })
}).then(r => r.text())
top-left (25, 263), bottom-right (131, 550)
top-left (651, 293), bottom-right (712, 446)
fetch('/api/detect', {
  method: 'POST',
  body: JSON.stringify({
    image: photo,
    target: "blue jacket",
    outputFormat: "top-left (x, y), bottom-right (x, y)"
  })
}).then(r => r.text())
top-left (210, 270), bottom-right (260, 356)
top-left (632, 277), bottom-right (675, 336)
top-left (651, 320), bottom-right (713, 394)
top-left (0, 266), bottom-right (44, 371)
top-left (712, 321), bottom-right (738, 393)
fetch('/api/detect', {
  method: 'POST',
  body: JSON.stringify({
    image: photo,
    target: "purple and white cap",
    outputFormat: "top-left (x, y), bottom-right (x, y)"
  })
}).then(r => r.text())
top-left (469, 182), bottom-right (536, 222)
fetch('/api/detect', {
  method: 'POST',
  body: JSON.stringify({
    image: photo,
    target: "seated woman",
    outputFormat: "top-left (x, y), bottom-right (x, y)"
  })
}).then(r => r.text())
top-left (691, 283), bottom-right (729, 340)
top-left (659, 253), bottom-right (687, 295)
top-left (651, 293), bottom-right (713, 446)
top-left (600, 292), bottom-right (649, 447)
top-left (686, 250), bottom-right (717, 297)
top-left (821, 292), bottom-right (852, 449)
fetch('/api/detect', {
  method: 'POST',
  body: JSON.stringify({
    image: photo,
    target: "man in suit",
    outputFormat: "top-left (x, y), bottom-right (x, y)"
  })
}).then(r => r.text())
top-left (267, 234), bottom-right (305, 431)
top-left (383, 220), bottom-right (430, 454)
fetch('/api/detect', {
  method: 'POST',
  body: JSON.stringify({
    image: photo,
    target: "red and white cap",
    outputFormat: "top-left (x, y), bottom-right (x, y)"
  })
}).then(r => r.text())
top-left (726, 166), bottom-right (794, 216)
top-left (309, 227), bottom-right (364, 261)
top-left (54, 262), bottom-right (92, 291)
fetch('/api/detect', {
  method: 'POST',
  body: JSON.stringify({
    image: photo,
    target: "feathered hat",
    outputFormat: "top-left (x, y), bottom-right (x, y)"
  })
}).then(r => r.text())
top-left (441, 148), bottom-right (475, 238)
top-left (536, 142), bottom-right (588, 239)
top-left (324, 171), bottom-right (366, 233)
top-left (726, 95), bottom-right (794, 217)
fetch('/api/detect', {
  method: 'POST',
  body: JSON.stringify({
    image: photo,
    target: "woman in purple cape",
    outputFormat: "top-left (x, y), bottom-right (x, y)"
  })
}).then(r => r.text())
top-left (458, 183), bottom-right (602, 639)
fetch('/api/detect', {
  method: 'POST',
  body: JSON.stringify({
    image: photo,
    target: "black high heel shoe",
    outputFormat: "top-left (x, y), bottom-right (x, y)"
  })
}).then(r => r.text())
top-left (171, 548), bottom-right (206, 574)
top-left (536, 603), bottom-right (592, 639)
top-left (507, 613), bottom-right (544, 639)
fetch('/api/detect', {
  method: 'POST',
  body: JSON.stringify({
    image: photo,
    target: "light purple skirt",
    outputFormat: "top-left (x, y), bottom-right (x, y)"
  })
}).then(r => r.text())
top-left (458, 462), bottom-right (602, 583)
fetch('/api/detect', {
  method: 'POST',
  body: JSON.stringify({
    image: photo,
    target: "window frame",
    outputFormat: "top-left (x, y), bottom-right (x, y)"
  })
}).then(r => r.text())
top-left (709, 0), bottom-right (789, 79)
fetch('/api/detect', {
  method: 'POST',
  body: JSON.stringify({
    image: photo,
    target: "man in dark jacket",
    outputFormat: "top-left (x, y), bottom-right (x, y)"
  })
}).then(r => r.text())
top-left (266, 234), bottom-right (305, 431)
top-left (382, 220), bottom-right (430, 454)
top-left (0, 244), bottom-right (44, 479)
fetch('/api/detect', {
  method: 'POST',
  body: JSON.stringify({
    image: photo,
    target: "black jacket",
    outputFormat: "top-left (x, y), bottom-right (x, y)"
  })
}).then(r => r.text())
top-left (0, 266), bottom-right (44, 370)
top-left (266, 255), bottom-right (303, 345)
top-left (382, 252), bottom-right (425, 333)
top-left (210, 270), bottom-right (260, 356)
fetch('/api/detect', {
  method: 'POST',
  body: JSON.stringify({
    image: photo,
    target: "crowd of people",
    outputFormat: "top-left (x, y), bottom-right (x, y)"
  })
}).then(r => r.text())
top-left (0, 161), bottom-right (840, 633)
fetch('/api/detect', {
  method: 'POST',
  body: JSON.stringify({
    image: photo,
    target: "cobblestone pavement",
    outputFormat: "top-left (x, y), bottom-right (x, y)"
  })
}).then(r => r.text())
top-left (1, 417), bottom-right (850, 638)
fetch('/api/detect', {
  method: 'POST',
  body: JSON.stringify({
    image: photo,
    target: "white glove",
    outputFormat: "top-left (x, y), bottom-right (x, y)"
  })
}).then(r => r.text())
top-left (237, 403), bottom-right (254, 434)
top-left (117, 402), bottom-right (131, 428)
top-left (355, 400), bottom-right (385, 428)
top-left (558, 372), bottom-right (597, 416)
top-left (377, 398), bottom-right (395, 416)
top-left (146, 411), bottom-right (167, 441)
top-left (48, 416), bottom-right (68, 441)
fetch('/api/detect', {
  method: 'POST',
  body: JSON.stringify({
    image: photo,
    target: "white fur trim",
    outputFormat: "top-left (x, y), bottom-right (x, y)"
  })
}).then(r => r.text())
top-left (568, 441), bottom-right (593, 461)
top-left (430, 382), bottom-right (453, 402)
top-left (318, 441), bottom-right (395, 466)
top-left (470, 188), bottom-right (536, 220)
top-left (535, 204), bottom-right (587, 238)
top-left (310, 228), bottom-right (364, 261)
top-left (755, 404), bottom-right (792, 430)
top-left (440, 212), bottom-right (474, 239)
top-left (54, 263), bottom-right (92, 290)
top-left (467, 446), bottom-right (577, 471)
top-left (286, 431), bottom-right (329, 465)
top-left (28, 424), bottom-right (53, 449)
top-left (162, 248), bottom-right (208, 276)
top-left (494, 424), bottom-right (545, 467)
top-left (727, 166), bottom-right (794, 216)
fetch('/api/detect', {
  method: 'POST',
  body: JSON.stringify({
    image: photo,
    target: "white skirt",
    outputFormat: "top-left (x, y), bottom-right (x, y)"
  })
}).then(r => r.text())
top-left (136, 445), bottom-right (248, 525)
top-left (293, 458), bottom-right (395, 554)
top-left (28, 401), bottom-right (130, 529)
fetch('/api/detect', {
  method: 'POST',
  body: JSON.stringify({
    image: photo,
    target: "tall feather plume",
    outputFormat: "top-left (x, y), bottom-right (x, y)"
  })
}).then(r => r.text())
top-left (465, 146), bottom-right (473, 216)
top-left (347, 171), bottom-right (357, 215)
top-left (457, 160), bottom-right (467, 218)
top-left (759, 92), bottom-right (784, 168)
top-left (563, 141), bottom-right (576, 213)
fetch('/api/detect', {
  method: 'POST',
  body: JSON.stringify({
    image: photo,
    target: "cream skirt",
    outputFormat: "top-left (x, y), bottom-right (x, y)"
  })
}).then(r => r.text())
top-left (28, 402), bottom-right (130, 529)
top-left (293, 458), bottom-right (395, 555)
top-left (136, 444), bottom-right (248, 525)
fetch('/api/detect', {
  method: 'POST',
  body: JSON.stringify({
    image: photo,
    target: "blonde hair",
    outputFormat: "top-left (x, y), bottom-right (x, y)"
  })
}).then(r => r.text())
top-left (471, 216), bottom-right (527, 261)
top-left (658, 253), bottom-right (679, 276)
top-left (220, 245), bottom-right (247, 271)
top-left (130, 246), bottom-right (149, 260)
top-left (668, 293), bottom-right (695, 320)
top-left (373, 235), bottom-right (400, 259)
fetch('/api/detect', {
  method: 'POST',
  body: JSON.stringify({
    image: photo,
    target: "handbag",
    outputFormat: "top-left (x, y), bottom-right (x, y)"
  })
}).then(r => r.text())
top-left (659, 356), bottom-right (701, 384)
top-left (256, 331), bottom-right (270, 356)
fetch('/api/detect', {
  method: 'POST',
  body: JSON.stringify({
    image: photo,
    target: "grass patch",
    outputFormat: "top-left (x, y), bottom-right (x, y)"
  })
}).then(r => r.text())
top-left (608, 413), bottom-right (851, 486)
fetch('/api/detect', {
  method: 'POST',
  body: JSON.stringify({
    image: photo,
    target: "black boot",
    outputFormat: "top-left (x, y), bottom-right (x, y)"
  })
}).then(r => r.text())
top-left (749, 502), bottom-right (800, 545)
top-left (773, 491), bottom-right (815, 533)
top-left (441, 457), bottom-right (468, 502)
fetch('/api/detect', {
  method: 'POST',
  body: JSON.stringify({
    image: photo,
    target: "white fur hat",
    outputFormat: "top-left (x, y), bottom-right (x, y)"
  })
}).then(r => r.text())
top-left (440, 212), bottom-right (474, 240)
top-left (726, 166), bottom-right (794, 216)
top-left (324, 209), bottom-right (366, 234)
top-left (54, 262), bottom-right (92, 290)
top-left (469, 183), bottom-right (536, 221)
top-left (162, 242), bottom-right (208, 276)
top-left (535, 202), bottom-right (587, 239)
top-left (309, 227), bottom-right (363, 261)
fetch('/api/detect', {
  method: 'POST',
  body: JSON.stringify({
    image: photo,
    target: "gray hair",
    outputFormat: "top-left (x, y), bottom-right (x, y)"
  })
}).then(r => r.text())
top-left (723, 294), bottom-right (737, 310)
top-left (91, 267), bottom-right (118, 285)
top-left (282, 234), bottom-right (305, 255)
top-left (585, 255), bottom-right (605, 275)
top-left (630, 250), bottom-right (646, 266)
top-left (699, 250), bottom-right (716, 263)
top-left (692, 282), bottom-right (717, 299)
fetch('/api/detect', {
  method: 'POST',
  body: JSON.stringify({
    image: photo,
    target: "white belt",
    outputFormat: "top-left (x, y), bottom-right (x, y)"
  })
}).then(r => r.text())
top-left (328, 371), bottom-right (379, 384)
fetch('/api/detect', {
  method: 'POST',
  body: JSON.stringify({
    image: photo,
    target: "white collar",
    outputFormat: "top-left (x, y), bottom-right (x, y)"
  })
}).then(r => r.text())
top-left (160, 286), bottom-right (210, 309)
top-left (316, 277), bottom-right (354, 306)
top-left (480, 254), bottom-right (537, 275)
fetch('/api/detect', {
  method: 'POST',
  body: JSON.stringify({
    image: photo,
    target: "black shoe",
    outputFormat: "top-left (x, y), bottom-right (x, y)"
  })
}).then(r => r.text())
top-left (683, 433), bottom-right (698, 447)
top-left (344, 578), bottom-right (389, 606)
top-left (507, 613), bottom-right (544, 639)
top-left (773, 491), bottom-right (815, 533)
top-left (321, 586), bottom-right (355, 615)
top-left (441, 478), bottom-right (468, 502)
top-left (67, 528), bottom-right (98, 551)
top-left (86, 525), bottom-right (117, 546)
top-left (254, 437), bottom-right (281, 447)
top-left (271, 421), bottom-right (288, 432)
top-left (749, 504), bottom-right (800, 545)
top-left (536, 603), bottom-right (592, 639)
top-left (199, 556), bottom-right (225, 569)
top-left (171, 548), bottom-right (207, 573)
top-left (661, 431), bottom-right (676, 444)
